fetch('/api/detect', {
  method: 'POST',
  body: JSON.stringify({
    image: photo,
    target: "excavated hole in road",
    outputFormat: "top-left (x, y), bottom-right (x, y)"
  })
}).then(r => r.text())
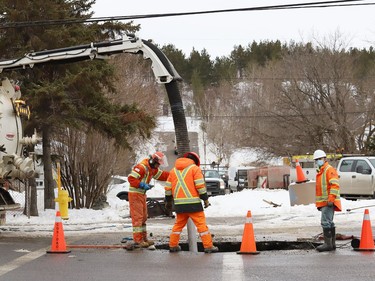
top-left (155, 241), bottom-right (321, 252)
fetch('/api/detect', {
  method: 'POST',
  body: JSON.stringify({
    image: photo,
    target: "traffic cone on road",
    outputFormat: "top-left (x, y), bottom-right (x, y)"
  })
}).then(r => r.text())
top-left (47, 211), bottom-right (71, 254)
top-left (295, 159), bottom-right (308, 183)
top-left (237, 210), bottom-right (260, 255)
top-left (354, 209), bottom-right (375, 251)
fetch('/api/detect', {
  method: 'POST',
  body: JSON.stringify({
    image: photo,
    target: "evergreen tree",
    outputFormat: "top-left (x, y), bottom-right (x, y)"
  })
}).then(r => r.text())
top-left (212, 56), bottom-right (237, 84)
top-left (0, 0), bottom-right (154, 209)
top-left (161, 44), bottom-right (189, 81)
top-left (230, 45), bottom-right (248, 79)
top-left (188, 48), bottom-right (214, 87)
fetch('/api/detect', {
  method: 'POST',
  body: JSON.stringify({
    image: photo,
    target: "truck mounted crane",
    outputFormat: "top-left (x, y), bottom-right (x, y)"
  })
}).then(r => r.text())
top-left (0, 33), bottom-right (190, 218)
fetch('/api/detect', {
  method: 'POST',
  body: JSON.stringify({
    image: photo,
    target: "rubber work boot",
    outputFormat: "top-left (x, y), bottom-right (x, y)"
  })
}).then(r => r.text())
top-left (204, 246), bottom-right (219, 253)
top-left (145, 239), bottom-right (155, 246)
top-left (169, 246), bottom-right (181, 252)
top-left (331, 227), bottom-right (336, 250)
top-left (139, 241), bottom-right (150, 248)
top-left (317, 228), bottom-right (334, 252)
top-left (142, 232), bottom-right (154, 246)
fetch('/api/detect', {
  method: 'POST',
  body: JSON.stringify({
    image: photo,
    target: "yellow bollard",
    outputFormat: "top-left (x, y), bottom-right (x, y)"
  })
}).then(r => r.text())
top-left (55, 190), bottom-right (72, 220)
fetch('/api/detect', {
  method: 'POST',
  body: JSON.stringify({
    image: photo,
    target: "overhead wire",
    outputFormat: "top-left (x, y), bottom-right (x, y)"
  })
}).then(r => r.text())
top-left (187, 110), bottom-right (375, 119)
top-left (0, 0), bottom-right (374, 29)
top-left (0, 1), bottom-right (372, 121)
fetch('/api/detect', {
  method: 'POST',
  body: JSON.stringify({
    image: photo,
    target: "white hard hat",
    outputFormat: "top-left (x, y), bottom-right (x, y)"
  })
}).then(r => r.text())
top-left (313, 149), bottom-right (327, 160)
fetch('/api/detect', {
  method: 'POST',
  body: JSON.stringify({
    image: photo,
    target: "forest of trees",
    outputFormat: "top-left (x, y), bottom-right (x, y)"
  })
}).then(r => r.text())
top-left (1, 1), bottom-right (375, 211)
top-left (160, 35), bottom-right (375, 165)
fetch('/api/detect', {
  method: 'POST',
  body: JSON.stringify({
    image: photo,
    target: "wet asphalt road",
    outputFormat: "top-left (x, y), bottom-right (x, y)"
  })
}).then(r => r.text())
top-left (1, 233), bottom-right (375, 281)
top-left (0, 211), bottom-right (372, 281)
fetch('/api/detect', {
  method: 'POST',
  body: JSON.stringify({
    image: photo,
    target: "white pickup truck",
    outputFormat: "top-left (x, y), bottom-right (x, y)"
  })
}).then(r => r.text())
top-left (337, 156), bottom-right (375, 199)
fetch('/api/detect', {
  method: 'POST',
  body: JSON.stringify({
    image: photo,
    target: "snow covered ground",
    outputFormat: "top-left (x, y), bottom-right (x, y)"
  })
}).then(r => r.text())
top-left (2, 178), bottom-right (375, 243)
top-left (2, 116), bottom-right (374, 242)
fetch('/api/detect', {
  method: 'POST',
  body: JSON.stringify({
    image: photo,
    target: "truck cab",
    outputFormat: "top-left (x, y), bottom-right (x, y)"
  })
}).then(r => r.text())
top-left (337, 156), bottom-right (375, 199)
top-left (202, 169), bottom-right (227, 196)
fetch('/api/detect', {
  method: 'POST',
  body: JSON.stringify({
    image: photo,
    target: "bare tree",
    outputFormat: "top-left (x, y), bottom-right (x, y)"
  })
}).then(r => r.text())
top-left (239, 35), bottom-right (375, 156)
top-left (192, 82), bottom-right (241, 165)
top-left (108, 54), bottom-right (165, 173)
top-left (53, 128), bottom-right (116, 208)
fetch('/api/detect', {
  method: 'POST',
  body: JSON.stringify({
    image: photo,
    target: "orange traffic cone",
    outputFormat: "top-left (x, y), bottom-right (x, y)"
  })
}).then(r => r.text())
top-left (354, 209), bottom-right (375, 251)
top-left (295, 159), bottom-right (308, 183)
top-left (237, 210), bottom-right (260, 255)
top-left (47, 211), bottom-right (71, 254)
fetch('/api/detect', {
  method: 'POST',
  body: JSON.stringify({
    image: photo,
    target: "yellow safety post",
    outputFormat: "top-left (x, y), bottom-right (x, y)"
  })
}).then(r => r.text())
top-left (54, 162), bottom-right (72, 220)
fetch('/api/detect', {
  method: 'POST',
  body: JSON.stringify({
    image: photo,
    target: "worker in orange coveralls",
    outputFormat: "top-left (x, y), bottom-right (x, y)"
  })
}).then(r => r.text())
top-left (164, 152), bottom-right (218, 253)
top-left (125, 152), bottom-right (169, 250)
top-left (313, 149), bottom-right (342, 252)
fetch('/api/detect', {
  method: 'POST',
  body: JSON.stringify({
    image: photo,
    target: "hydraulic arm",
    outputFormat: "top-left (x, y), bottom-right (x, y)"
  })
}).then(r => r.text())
top-left (0, 33), bottom-right (181, 84)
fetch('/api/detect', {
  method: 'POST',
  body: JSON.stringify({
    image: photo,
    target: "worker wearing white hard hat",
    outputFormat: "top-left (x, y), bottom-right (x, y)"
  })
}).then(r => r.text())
top-left (313, 149), bottom-right (342, 252)
top-left (313, 149), bottom-right (327, 160)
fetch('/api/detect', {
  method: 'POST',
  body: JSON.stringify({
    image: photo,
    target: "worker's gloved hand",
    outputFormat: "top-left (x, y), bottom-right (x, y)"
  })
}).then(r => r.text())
top-left (204, 200), bottom-right (211, 208)
top-left (139, 182), bottom-right (152, 190)
top-left (327, 201), bottom-right (334, 207)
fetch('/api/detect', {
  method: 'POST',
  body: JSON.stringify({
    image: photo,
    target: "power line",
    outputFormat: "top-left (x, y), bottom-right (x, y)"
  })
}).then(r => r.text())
top-left (186, 110), bottom-right (375, 119)
top-left (0, 0), bottom-right (373, 29)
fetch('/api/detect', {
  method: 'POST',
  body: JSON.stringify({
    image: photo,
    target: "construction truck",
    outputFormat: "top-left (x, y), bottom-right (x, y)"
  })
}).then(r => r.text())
top-left (0, 33), bottom-right (183, 220)
top-left (0, 78), bottom-right (40, 219)
top-left (228, 166), bottom-right (254, 192)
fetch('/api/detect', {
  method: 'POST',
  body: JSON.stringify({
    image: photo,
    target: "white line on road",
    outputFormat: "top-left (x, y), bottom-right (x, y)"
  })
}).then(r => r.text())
top-left (0, 248), bottom-right (46, 277)
top-left (222, 254), bottom-right (245, 280)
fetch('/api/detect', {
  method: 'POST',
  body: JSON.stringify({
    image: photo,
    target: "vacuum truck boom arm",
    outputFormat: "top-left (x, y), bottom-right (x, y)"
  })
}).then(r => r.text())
top-left (0, 33), bottom-right (181, 84)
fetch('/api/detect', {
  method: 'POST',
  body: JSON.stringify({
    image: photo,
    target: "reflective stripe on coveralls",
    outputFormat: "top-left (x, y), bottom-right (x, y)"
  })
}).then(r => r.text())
top-left (173, 165), bottom-right (201, 205)
top-left (316, 165), bottom-right (330, 203)
top-left (128, 163), bottom-right (149, 243)
top-left (129, 164), bottom-right (149, 194)
top-left (133, 225), bottom-right (146, 234)
top-left (316, 163), bottom-right (342, 211)
top-left (128, 192), bottom-right (148, 243)
top-left (168, 163), bottom-right (213, 249)
top-left (127, 158), bottom-right (169, 244)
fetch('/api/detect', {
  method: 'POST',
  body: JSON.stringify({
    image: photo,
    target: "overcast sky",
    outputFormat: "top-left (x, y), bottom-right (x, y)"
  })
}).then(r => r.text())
top-left (92, 0), bottom-right (375, 58)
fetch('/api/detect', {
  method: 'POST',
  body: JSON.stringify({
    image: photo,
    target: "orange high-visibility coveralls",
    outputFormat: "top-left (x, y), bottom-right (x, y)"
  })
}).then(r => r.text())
top-left (165, 158), bottom-right (214, 249)
top-left (315, 162), bottom-right (342, 211)
top-left (128, 158), bottom-right (169, 243)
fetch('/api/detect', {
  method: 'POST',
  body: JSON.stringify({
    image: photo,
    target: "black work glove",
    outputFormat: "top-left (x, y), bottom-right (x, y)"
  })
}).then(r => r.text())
top-left (327, 201), bottom-right (334, 207)
top-left (204, 200), bottom-right (211, 208)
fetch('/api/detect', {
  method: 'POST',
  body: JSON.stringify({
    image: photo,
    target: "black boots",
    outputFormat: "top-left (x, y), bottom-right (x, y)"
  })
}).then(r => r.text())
top-left (317, 227), bottom-right (335, 252)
